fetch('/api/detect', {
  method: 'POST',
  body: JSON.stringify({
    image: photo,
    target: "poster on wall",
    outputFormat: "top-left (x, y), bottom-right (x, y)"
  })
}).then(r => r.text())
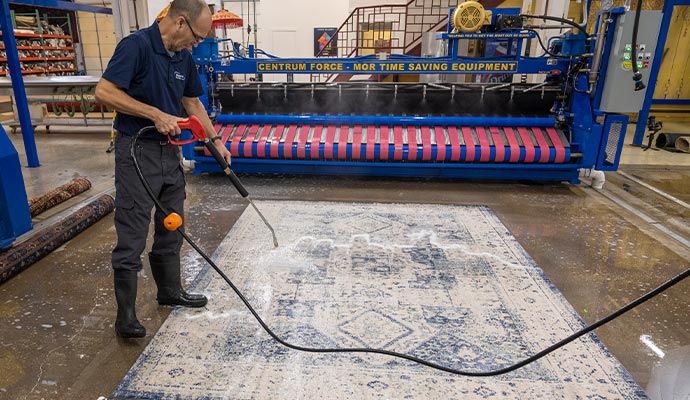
top-left (314, 27), bottom-right (338, 56)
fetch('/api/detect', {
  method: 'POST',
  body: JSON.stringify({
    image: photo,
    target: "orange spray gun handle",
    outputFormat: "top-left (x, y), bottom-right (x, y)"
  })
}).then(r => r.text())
top-left (169, 115), bottom-right (206, 145)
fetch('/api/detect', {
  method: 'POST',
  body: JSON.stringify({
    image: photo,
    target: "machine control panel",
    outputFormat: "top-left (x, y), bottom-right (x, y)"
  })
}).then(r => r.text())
top-left (599, 11), bottom-right (662, 113)
top-left (621, 43), bottom-right (651, 70)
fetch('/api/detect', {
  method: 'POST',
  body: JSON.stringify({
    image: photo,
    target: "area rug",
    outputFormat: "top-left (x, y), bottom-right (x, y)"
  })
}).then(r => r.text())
top-left (112, 201), bottom-right (646, 399)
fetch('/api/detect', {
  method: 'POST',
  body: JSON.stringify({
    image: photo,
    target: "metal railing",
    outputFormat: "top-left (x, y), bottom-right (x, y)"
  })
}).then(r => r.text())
top-left (311, 0), bottom-right (462, 82)
top-left (404, 0), bottom-right (462, 54)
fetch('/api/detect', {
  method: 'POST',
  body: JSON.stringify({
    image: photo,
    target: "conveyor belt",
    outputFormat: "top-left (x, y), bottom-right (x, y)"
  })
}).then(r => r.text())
top-left (205, 123), bottom-right (570, 163)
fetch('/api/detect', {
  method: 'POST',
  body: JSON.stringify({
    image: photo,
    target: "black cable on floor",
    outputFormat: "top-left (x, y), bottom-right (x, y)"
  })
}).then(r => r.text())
top-left (131, 126), bottom-right (690, 376)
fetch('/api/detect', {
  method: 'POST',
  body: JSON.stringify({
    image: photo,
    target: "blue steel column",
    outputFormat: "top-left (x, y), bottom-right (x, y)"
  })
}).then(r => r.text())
top-left (0, 124), bottom-right (32, 248)
top-left (1, 0), bottom-right (39, 167)
top-left (632, 1), bottom-right (686, 145)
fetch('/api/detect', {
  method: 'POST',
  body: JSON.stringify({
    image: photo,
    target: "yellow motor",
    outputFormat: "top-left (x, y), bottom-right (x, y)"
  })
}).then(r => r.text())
top-left (451, 1), bottom-right (493, 32)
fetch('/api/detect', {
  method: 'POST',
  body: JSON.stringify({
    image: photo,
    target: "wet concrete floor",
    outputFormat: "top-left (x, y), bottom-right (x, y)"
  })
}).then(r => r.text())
top-left (1, 127), bottom-right (689, 399)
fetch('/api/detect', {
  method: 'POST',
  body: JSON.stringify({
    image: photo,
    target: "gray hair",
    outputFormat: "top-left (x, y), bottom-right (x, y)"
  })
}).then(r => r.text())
top-left (168, 0), bottom-right (207, 22)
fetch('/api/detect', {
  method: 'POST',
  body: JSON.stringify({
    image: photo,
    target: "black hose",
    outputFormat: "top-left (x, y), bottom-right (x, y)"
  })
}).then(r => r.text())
top-left (131, 125), bottom-right (690, 376)
top-left (521, 14), bottom-right (590, 37)
top-left (525, 29), bottom-right (574, 58)
top-left (631, 0), bottom-right (646, 90)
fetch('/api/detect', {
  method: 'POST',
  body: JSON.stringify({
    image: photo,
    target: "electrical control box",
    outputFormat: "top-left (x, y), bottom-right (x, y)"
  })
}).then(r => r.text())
top-left (598, 11), bottom-right (662, 113)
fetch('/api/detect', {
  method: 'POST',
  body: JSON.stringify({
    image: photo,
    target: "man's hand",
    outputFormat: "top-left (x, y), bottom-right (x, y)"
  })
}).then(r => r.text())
top-left (214, 138), bottom-right (232, 165)
top-left (153, 111), bottom-right (185, 136)
top-left (180, 96), bottom-right (230, 163)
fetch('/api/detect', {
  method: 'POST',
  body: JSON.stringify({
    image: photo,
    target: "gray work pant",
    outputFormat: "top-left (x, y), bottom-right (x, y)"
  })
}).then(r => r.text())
top-left (111, 132), bottom-right (185, 272)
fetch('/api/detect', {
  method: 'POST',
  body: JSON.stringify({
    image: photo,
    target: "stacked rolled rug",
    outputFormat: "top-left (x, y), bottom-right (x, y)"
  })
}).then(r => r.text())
top-left (655, 132), bottom-right (690, 153)
top-left (28, 176), bottom-right (92, 217)
top-left (675, 136), bottom-right (690, 153)
top-left (0, 175), bottom-right (115, 285)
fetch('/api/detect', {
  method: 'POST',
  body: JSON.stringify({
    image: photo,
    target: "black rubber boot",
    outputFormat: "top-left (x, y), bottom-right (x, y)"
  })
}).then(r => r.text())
top-left (113, 270), bottom-right (146, 338)
top-left (149, 253), bottom-right (207, 308)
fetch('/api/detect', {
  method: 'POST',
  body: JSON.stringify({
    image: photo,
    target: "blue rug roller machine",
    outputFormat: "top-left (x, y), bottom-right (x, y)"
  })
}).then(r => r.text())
top-left (184, 3), bottom-right (662, 183)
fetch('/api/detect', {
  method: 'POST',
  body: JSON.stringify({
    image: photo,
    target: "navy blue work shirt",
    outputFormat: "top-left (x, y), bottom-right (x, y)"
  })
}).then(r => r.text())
top-left (102, 21), bottom-right (203, 139)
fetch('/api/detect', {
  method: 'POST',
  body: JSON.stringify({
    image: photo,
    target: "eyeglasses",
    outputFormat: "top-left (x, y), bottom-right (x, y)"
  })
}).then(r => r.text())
top-left (182, 16), bottom-right (204, 43)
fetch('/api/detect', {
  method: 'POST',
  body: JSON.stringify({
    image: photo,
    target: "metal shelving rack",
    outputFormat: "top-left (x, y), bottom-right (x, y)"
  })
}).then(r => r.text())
top-left (0, 0), bottom-right (111, 167)
top-left (1, 7), bottom-right (77, 75)
top-left (0, 32), bottom-right (77, 76)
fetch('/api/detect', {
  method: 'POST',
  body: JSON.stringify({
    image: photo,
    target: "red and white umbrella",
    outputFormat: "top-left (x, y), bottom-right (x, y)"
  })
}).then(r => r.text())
top-left (212, 9), bottom-right (243, 30)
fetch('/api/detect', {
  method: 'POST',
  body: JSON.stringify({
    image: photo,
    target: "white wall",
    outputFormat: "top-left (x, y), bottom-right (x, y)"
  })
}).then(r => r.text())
top-left (77, 11), bottom-right (116, 75)
top-left (147, 0), bottom-right (169, 24)
top-left (214, 0), bottom-right (350, 81)
top-left (259, 0), bottom-right (350, 59)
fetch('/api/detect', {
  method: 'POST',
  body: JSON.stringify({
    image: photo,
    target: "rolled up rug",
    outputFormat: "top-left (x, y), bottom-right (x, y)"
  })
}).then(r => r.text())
top-left (675, 136), bottom-right (690, 153)
top-left (655, 132), bottom-right (686, 150)
top-left (28, 176), bottom-right (91, 217)
top-left (0, 194), bottom-right (114, 285)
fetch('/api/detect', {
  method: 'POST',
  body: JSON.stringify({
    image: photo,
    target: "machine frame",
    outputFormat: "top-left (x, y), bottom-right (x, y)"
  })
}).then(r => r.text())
top-left (187, 5), bottom-right (642, 183)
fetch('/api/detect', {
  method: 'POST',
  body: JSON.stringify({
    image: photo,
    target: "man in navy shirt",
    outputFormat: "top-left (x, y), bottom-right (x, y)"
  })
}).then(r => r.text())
top-left (95, 0), bottom-right (231, 338)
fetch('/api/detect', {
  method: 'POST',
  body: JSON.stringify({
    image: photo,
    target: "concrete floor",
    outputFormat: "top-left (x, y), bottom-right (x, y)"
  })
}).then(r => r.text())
top-left (1, 122), bottom-right (690, 399)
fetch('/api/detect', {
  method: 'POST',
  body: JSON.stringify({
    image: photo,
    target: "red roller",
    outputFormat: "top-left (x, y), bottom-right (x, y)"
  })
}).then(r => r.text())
top-left (242, 124), bottom-right (259, 157)
top-left (270, 125), bottom-right (284, 158)
top-left (365, 126), bottom-right (376, 160)
top-left (517, 127), bottom-right (535, 163)
top-left (380, 126), bottom-right (390, 160)
top-left (504, 127), bottom-right (520, 163)
top-left (220, 124), bottom-right (234, 144)
top-left (324, 125), bottom-right (336, 159)
top-left (282, 125), bottom-right (298, 158)
top-left (296, 125), bottom-right (310, 159)
top-left (338, 125), bottom-right (349, 159)
top-left (229, 124), bottom-right (247, 157)
top-left (447, 126), bottom-right (460, 161)
top-left (393, 126), bottom-right (403, 160)
top-left (461, 127), bottom-right (475, 161)
top-left (476, 126), bottom-right (490, 162)
top-left (310, 125), bottom-right (323, 159)
top-left (489, 126), bottom-right (505, 162)
top-left (256, 124), bottom-right (271, 158)
top-left (352, 125), bottom-right (363, 159)
top-left (434, 127), bottom-right (446, 161)
top-left (420, 126), bottom-right (432, 161)
top-left (531, 127), bottom-right (551, 163)
top-left (204, 124), bottom-right (231, 156)
top-left (407, 126), bottom-right (418, 161)
top-left (546, 127), bottom-right (566, 163)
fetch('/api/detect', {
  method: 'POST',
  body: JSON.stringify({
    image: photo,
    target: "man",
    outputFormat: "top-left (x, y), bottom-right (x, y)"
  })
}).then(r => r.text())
top-left (95, 0), bottom-right (231, 338)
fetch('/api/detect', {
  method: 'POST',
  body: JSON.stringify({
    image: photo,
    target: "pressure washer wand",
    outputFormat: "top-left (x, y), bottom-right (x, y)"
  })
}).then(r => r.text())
top-left (203, 139), bottom-right (279, 248)
top-left (175, 117), bottom-right (279, 247)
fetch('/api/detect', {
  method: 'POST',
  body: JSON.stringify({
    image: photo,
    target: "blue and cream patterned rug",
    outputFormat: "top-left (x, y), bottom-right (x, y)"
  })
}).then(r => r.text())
top-left (112, 201), bottom-right (646, 399)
